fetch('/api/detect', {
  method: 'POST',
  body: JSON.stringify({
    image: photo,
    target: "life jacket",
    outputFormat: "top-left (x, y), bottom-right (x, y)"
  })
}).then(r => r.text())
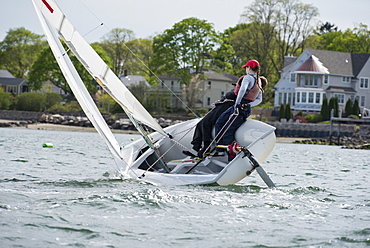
top-left (233, 74), bottom-right (261, 101)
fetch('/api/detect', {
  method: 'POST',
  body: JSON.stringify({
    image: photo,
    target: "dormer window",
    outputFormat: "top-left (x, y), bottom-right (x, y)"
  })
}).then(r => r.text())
top-left (298, 74), bottom-right (320, 87)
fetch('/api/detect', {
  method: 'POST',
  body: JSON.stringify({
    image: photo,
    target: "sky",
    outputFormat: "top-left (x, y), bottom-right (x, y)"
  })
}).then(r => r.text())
top-left (1, 0), bottom-right (369, 44)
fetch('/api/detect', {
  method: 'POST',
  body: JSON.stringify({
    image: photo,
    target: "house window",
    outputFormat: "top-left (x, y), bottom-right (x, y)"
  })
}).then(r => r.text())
top-left (221, 91), bottom-right (224, 98)
top-left (290, 73), bottom-right (296, 83)
top-left (360, 96), bottom-right (365, 107)
top-left (323, 75), bottom-right (329, 85)
top-left (299, 74), bottom-right (320, 87)
top-left (283, 92), bottom-right (287, 104)
top-left (208, 81), bottom-right (212, 89)
top-left (302, 92), bottom-right (307, 103)
top-left (315, 93), bottom-right (321, 103)
top-left (296, 92), bottom-right (300, 103)
top-left (288, 93), bottom-right (292, 105)
top-left (278, 93), bottom-right (282, 105)
top-left (360, 77), bottom-right (369, 89)
top-left (207, 97), bottom-right (211, 106)
top-left (334, 93), bottom-right (345, 104)
top-left (308, 92), bottom-right (314, 103)
top-left (342, 76), bottom-right (351, 83)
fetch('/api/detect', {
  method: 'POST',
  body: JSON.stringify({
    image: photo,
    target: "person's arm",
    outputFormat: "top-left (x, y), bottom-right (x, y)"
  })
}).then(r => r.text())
top-left (234, 76), bottom-right (251, 106)
top-left (249, 91), bottom-right (262, 107)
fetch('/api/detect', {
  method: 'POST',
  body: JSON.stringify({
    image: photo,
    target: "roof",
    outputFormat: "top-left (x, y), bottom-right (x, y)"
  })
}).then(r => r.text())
top-left (119, 75), bottom-right (149, 87)
top-left (203, 70), bottom-right (234, 82)
top-left (0, 69), bottom-right (15, 78)
top-left (296, 55), bottom-right (329, 73)
top-left (351, 53), bottom-right (370, 77)
top-left (325, 86), bottom-right (357, 93)
top-left (159, 70), bottom-right (236, 83)
top-left (306, 49), bottom-right (353, 76)
top-left (0, 77), bottom-right (27, 86)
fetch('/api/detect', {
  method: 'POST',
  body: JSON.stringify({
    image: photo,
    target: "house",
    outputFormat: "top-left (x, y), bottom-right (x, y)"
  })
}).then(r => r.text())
top-left (159, 70), bottom-right (238, 108)
top-left (0, 69), bottom-right (29, 94)
top-left (274, 49), bottom-right (370, 116)
top-left (119, 70), bottom-right (150, 88)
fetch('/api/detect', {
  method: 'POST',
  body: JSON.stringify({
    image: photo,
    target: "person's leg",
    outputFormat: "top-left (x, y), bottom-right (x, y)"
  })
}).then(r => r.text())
top-left (201, 103), bottom-right (233, 153)
top-left (190, 119), bottom-right (203, 151)
top-left (214, 106), bottom-right (235, 152)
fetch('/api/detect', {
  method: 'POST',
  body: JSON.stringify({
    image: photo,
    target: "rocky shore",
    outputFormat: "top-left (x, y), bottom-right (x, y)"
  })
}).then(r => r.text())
top-left (1, 110), bottom-right (370, 148)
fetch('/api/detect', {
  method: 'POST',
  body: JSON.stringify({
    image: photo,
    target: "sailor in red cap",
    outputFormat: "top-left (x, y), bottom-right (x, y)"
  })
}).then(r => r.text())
top-left (213, 59), bottom-right (264, 160)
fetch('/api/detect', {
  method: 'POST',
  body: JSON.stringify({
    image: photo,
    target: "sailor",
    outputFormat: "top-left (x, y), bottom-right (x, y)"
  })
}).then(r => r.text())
top-left (213, 60), bottom-right (266, 160)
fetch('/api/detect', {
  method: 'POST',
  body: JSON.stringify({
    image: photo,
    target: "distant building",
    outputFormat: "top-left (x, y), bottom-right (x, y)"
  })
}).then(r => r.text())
top-left (274, 49), bottom-right (370, 115)
top-left (119, 70), bottom-right (150, 88)
top-left (0, 69), bottom-right (29, 94)
top-left (159, 70), bottom-right (238, 108)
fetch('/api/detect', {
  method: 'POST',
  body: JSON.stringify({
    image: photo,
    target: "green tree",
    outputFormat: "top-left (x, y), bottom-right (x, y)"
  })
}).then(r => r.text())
top-left (15, 92), bottom-right (46, 112)
top-left (328, 97), bottom-right (335, 118)
top-left (100, 28), bottom-right (135, 76)
top-left (152, 17), bottom-right (220, 107)
top-left (0, 88), bottom-right (13, 110)
top-left (353, 99), bottom-right (361, 118)
top-left (318, 22), bottom-right (338, 34)
top-left (123, 38), bottom-right (155, 79)
top-left (333, 97), bottom-right (339, 117)
top-left (284, 103), bottom-right (292, 120)
top-left (307, 24), bottom-right (370, 53)
top-left (279, 103), bottom-right (285, 121)
top-left (344, 98), bottom-right (353, 117)
top-left (320, 98), bottom-right (329, 120)
top-left (0, 27), bottom-right (46, 78)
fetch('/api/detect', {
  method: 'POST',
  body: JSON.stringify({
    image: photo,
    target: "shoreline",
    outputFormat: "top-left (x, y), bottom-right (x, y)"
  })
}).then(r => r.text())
top-left (1, 121), bottom-right (303, 143)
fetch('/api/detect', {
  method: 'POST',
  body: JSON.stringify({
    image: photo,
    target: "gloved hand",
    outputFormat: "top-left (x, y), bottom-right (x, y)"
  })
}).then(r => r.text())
top-left (233, 104), bottom-right (240, 115)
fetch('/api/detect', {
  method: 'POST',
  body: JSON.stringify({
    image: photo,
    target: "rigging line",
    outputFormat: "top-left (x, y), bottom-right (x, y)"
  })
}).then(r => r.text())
top-left (141, 123), bottom-right (195, 176)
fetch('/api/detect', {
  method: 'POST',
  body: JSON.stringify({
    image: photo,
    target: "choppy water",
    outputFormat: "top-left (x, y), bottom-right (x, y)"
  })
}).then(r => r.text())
top-left (0, 127), bottom-right (369, 247)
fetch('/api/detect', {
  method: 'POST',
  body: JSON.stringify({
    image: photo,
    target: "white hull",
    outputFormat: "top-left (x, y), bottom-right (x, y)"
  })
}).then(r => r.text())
top-left (121, 118), bottom-right (276, 186)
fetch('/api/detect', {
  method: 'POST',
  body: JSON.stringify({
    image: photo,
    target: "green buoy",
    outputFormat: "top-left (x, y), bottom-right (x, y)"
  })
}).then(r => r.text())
top-left (42, 143), bottom-right (54, 148)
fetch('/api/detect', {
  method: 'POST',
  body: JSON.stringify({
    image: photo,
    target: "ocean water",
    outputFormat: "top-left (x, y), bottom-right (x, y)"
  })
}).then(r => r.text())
top-left (0, 127), bottom-right (369, 248)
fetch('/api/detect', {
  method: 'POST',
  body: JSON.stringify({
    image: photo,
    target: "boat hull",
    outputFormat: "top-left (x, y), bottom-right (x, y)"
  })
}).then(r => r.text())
top-left (120, 118), bottom-right (276, 185)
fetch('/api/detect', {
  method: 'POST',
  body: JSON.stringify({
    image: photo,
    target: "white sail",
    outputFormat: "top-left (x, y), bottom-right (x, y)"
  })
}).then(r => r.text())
top-left (32, 0), bottom-right (167, 137)
top-left (32, 0), bottom-right (124, 165)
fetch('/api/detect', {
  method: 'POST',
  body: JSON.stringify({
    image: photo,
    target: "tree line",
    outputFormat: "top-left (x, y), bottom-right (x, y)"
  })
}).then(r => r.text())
top-left (1, 0), bottom-right (369, 112)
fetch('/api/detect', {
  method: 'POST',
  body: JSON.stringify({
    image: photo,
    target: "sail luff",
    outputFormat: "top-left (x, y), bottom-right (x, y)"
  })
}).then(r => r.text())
top-left (33, 0), bottom-right (167, 137)
top-left (32, 0), bottom-right (124, 165)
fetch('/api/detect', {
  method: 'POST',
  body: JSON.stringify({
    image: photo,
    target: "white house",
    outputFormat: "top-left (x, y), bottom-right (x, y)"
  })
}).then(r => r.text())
top-left (274, 49), bottom-right (370, 115)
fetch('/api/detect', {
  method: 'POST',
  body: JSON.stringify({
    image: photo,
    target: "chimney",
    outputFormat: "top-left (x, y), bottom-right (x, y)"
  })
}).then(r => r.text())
top-left (284, 55), bottom-right (296, 67)
top-left (124, 70), bottom-right (128, 77)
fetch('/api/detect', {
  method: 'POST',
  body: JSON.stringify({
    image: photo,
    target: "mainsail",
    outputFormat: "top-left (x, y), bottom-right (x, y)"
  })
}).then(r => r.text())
top-left (32, 0), bottom-right (125, 165)
top-left (32, 0), bottom-right (167, 137)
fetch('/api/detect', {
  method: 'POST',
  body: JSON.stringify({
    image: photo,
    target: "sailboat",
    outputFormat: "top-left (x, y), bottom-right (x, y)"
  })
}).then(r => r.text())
top-left (32, 0), bottom-right (277, 187)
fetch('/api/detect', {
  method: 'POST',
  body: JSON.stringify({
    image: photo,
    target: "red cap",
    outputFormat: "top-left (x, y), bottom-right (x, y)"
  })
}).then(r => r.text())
top-left (242, 60), bottom-right (259, 68)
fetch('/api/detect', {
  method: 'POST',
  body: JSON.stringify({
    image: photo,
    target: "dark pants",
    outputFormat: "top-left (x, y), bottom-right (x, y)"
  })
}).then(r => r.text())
top-left (215, 103), bottom-right (251, 151)
top-left (191, 101), bottom-right (234, 151)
